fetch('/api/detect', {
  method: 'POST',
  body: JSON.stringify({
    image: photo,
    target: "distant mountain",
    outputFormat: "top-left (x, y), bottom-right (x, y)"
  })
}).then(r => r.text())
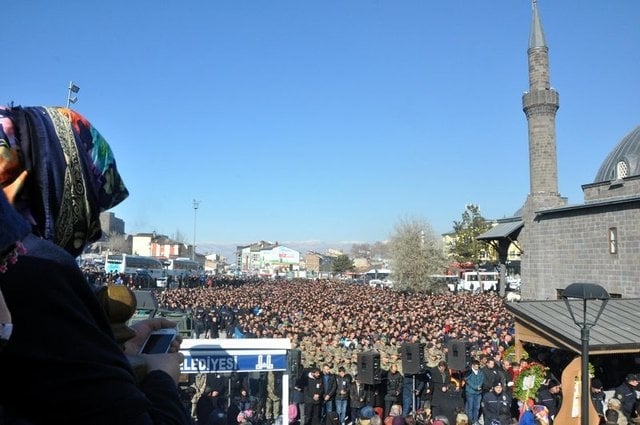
top-left (196, 240), bottom-right (359, 262)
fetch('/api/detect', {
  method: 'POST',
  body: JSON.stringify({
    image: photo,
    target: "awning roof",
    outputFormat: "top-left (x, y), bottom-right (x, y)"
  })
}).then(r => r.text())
top-left (506, 298), bottom-right (640, 355)
top-left (477, 220), bottom-right (523, 240)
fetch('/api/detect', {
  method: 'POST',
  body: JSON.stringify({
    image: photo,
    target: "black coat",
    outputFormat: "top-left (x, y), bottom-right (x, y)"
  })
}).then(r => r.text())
top-left (349, 382), bottom-right (368, 409)
top-left (536, 387), bottom-right (560, 421)
top-left (0, 235), bottom-right (189, 425)
top-left (614, 382), bottom-right (638, 419)
top-left (482, 390), bottom-right (512, 425)
top-left (434, 389), bottom-right (464, 425)
top-left (384, 371), bottom-right (403, 402)
top-left (298, 373), bottom-right (324, 405)
top-left (429, 366), bottom-right (451, 407)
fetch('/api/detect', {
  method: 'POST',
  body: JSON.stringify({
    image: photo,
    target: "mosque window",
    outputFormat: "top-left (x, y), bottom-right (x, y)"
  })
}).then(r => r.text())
top-left (608, 227), bottom-right (618, 254)
top-left (616, 161), bottom-right (628, 180)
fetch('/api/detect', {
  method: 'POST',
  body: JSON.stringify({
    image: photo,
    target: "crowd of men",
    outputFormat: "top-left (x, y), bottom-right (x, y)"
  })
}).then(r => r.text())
top-left (154, 278), bottom-right (522, 424)
top-left (155, 277), bottom-right (515, 371)
top-left (82, 274), bottom-right (640, 425)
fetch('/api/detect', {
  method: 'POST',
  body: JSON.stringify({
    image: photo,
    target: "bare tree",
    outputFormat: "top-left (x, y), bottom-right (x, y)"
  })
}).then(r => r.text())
top-left (351, 243), bottom-right (371, 259)
top-left (388, 217), bottom-right (446, 293)
top-left (104, 231), bottom-right (129, 254)
top-left (172, 229), bottom-right (189, 244)
top-left (371, 241), bottom-right (389, 260)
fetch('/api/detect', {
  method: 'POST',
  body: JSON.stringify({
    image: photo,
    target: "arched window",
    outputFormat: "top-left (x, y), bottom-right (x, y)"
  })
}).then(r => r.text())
top-left (616, 161), bottom-right (628, 180)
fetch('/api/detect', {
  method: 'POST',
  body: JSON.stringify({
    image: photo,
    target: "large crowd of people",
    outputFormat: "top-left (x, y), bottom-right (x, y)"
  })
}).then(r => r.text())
top-left (146, 278), bottom-right (640, 425)
top-left (155, 277), bottom-right (515, 370)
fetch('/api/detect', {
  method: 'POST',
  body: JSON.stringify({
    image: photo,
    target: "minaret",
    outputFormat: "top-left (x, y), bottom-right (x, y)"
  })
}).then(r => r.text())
top-left (522, 0), bottom-right (561, 204)
top-left (519, 0), bottom-right (566, 300)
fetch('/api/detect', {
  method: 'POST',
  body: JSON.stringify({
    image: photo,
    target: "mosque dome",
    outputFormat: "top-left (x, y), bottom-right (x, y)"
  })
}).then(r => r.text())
top-left (594, 126), bottom-right (640, 183)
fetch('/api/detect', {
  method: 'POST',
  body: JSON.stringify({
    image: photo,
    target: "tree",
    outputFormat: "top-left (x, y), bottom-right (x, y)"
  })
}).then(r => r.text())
top-left (351, 241), bottom-right (389, 261)
top-left (388, 217), bottom-right (446, 293)
top-left (104, 231), bottom-right (129, 254)
top-left (332, 254), bottom-right (354, 275)
top-left (371, 241), bottom-right (389, 261)
top-left (351, 243), bottom-right (371, 259)
top-left (448, 204), bottom-right (492, 264)
top-left (172, 229), bottom-right (189, 244)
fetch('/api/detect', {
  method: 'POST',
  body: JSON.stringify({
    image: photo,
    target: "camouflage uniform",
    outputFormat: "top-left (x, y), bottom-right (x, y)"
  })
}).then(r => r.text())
top-left (265, 371), bottom-right (281, 422)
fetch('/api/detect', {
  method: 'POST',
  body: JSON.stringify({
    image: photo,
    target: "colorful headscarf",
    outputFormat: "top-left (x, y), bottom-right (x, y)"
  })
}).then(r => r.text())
top-left (0, 106), bottom-right (128, 257)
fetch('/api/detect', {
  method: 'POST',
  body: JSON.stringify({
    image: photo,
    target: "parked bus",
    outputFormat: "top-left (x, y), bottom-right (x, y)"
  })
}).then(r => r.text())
top-left (459, 271), bottom-right (499, 292)
top-left (104, 254), bottom-right (167, 287)
top-left (164, 257), bottom-right (199, 279)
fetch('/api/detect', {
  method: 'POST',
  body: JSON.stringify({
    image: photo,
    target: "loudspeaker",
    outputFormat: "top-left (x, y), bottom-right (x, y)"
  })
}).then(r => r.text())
top-left (401, 343), bottom-right (426, 375)
top-left (446, 340), bottom-right (472, 371)
top-left (357, 351), bottom-right (381, 385)
top-left (288, 349), bottom-right (301, 379)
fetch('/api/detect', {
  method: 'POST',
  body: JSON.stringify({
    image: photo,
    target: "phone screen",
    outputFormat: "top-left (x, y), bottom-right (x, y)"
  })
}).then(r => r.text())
top-left (140, 333), bottom-right (175, 354)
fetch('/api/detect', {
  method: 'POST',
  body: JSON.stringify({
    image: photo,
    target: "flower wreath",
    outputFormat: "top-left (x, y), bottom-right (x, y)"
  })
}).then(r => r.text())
top-left (504, 345), bottom-right (528, 364)
top-left (513, 362), bottom-right (547, 402)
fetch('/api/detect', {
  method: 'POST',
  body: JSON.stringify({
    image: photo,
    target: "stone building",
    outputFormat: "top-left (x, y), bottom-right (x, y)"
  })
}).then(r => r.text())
top-left (480, 1), bottom-right (640, 300)
top-left (99, 211), bottom-right (125, 236)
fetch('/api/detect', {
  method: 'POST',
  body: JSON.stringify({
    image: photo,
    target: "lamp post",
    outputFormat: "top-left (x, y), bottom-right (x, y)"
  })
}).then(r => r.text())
top-left (66, 81), bottom-right (80, 108)
top-left (562, 283), bottom-right (610, 425)
top-left (192, 199), bottom-right (200, 261)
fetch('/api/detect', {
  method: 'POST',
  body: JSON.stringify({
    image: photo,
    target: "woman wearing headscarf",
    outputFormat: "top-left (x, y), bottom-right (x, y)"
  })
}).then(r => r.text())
top-left (0, 105), bottom-right (189, 424)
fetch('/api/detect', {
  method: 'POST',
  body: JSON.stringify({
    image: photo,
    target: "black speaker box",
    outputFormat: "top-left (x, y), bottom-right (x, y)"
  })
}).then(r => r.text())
top-left (288, 349), bottom-right (302, 379)
top-left (446, 340), bottom-right (472, 370)
top-left (401, 343), bottom-right (426, 375)
top-left (357, 351), bottom-right (381, 385)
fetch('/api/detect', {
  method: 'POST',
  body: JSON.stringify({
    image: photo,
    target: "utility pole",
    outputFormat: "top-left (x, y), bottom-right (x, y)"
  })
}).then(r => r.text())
top-left (192, 199), bottom-right (200, 261)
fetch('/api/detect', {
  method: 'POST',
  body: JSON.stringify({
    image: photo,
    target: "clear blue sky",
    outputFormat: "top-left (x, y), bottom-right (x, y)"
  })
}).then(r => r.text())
top-left (2, 1), bottom-right (639, 245)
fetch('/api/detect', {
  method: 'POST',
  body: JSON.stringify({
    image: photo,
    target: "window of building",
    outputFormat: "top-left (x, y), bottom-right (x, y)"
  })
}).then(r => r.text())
top-left (608, 227), bottom-right (618, 254)
top-left (616, 161), bottom-right (628, 180)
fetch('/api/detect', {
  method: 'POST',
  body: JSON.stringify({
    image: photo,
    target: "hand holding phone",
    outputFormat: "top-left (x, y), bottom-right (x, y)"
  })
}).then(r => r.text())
top-left (139, 327), bottom-right (178, 354)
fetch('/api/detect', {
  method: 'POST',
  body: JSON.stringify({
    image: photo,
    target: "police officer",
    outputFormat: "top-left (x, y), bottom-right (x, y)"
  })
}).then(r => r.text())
top-left (614, 373), bottom-right (639, 421)
top-left (536, 379), bottom-right (561, 424)
top-left (482, 381), bottom-right (511, 425)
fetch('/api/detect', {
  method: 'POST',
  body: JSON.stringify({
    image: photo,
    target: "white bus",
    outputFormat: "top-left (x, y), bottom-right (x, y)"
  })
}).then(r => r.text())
top-left (459, 271), bottom-right (499, 292)
top-left (164, 257), bottom-right (199, 279)
top-left (430, 275), bottom-right (462, 292)
top-left (104, 254), bottom-right (167, 286)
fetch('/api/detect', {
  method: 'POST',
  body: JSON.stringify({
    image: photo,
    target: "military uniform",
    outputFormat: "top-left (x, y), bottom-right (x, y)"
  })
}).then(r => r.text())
top-left (265, 371), bottom-right (281, 422)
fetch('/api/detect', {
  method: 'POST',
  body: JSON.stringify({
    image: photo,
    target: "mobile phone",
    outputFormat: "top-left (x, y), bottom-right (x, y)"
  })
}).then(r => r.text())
top-left (139, 328), bottom-right (178, 354)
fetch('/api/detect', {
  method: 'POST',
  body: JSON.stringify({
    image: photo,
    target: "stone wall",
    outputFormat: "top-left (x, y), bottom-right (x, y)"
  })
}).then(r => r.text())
top-left (521, 200), bottom-right (640, 300)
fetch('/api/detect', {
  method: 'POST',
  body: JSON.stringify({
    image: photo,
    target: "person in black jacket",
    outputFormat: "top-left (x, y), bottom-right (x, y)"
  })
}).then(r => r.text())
top-left (349, 375), bottom-right (368, 424)
top-left (536, 379), bottom-right (562, 424)
top-left (613, 373), bottom-right (639, 421)
top-left (0, 216), bottom-right (189, 424)
top-left (384, 363), bottom-right (403, 418)
top-left (335, 366), bottom-right (352, 425)
top-left (322, 364), bottom-right (338, 419)
top-left (0, 106), bottom-right (189, 425)
top-left (482, 381), bottom-right (512, 425)
top-left (436, 383), bottom-right (464, 425)
top-left (296, 367), bottom-right (324, 425)
top-left (429, 361), bottom-right (451, 420)
top-left (591, 378), bottom-right (606, 420)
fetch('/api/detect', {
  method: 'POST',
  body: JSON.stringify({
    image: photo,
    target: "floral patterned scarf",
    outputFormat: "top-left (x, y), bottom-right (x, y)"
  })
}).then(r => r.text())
top-left (0, 106), bottom-right (128, 257)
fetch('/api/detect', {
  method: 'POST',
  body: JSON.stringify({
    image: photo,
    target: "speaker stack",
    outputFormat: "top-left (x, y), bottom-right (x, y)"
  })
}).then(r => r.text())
top-left (446, 340), bottom-right (472, 370)
top-left (288, 349), bottom-right (302, 379)
top-left (357, 351), bottom-right (381, 385)
top-left (400, 343), bottom-right (426, 375)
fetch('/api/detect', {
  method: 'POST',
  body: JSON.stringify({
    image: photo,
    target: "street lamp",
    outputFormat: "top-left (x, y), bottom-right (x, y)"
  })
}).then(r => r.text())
top-left (66, 81), bottom-right (80, 108)
top-left (192, 199), bottom-right (200, 261)
top-left (562, 283), bottom-right (610, 425)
